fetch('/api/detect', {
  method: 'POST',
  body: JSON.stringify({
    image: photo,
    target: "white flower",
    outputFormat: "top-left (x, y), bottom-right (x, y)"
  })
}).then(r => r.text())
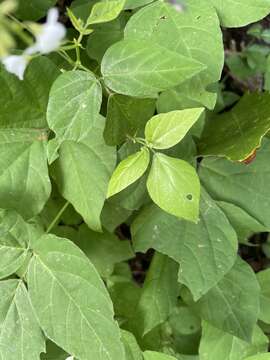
top-left (1, 55), bottom-right (29, 80)
top-left (28, 8), bottom-right (66, 54)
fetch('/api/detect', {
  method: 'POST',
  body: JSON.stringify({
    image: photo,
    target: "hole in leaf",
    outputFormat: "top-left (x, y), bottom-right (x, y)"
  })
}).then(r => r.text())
top-left (186, 194), bottom-right (193, 201)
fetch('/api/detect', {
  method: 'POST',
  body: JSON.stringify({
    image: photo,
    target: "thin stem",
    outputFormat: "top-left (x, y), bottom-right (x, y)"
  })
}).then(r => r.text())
top-left (46, 201), bottom-right (69, 234)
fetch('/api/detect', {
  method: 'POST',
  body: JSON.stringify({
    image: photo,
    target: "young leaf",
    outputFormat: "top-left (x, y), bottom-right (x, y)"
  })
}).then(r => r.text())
top-left (198, 93), bottom-right (270, 161)
top-left (28, 234), bottom-right (125, 360)
top-left (125, 1), bottom-right (223, 109)
top-left (133, 252), bottom-right (178, 336)
top-left (101, 39), bottom-right (205, 97)
top-left (104, 94), bottom-right (155, 146)
top-left (199, 138), bottom-right (270, 228)
top-left (184, 258), bottom-right (260, 342)
top-left (0, 209), bottom-right (41, 279)
top-left (147, 153), bottom-right (200, 222)
top-left (47, 70), bottom-right (102, 163)
top-left (143, 351), bottom-right (178, 360)
top-left (87, 0), bottom-right (125, 25)
top-left (53, 116), bottom-right (116, 232)
top-left (257, 269), bottom-right (270, 324)
top-left (107, 147), bottom-right (150, 198)
top-left (145, 108), bottom-right (204, 150)
top-left (132, 189), bottom-right (237, 300)
top-left (0, 279), bottom-right (45, 359)
top-left (199, 322), bottom-right (268, 360)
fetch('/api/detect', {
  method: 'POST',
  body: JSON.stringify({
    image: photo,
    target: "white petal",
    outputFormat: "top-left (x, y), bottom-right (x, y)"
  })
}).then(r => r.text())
top-left (35, 22), bottom-right (66, 54)
top-left (65, 357), bottom-right (74, 360)
top-left (47, 7), bottom-right (59, 25)
top-left (1, 55), bottom-right (28, 80)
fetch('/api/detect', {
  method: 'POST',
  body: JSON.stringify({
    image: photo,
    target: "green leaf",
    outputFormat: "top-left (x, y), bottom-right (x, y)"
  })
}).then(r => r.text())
top-left (86, 16), bottom-right (126, 63)
top-left (198, 93), bottom-right (270, 161)
top-left (0, 57), bottom-right (59, 128)
top-left (0, 128), bottom-right (51, 219)
top-left (244, 355), bottom-right (270, 360)
top-left (208, 0), bottom-right (270, 27)
top-left (107, 147), bottom-right (150, 198)
top-left (257, 269), bottom-right (270, 324)
top-left (134, 252), bottom-right (178, 336)
top-left (53, 116), bottom-right (116, 232)
top-left (104, 94), bottom-right (155, 146)
top-left (125, 0), bottom-right (223, 108)
top-left (199, 322), bottom-right (269, 360)
top-left (87, 0), bottom-right (125, 25)
top-left (145, 108), bottom-right (204, 150)
top-left (199, 138), bottom-right (270, 228)
top-left (101, 39), bottom-right (205, 97)
top-left (217, 201), bottom-right (268, 243)
top-left (47, 70), bottom-right (102, 163)
top-left (146, 153), bottom-right (200, 222)
top-left (124, 0), bottom-right (154, 9)
top-left (183, 258), bottom-right (260, 341)
top-left (0, 209), bottom-right (41, 279)
top-left (132, 189), bottom-right (237, 300)
top-left (121, 330), bottom-right (143, 360)
top-left (0, 279), bottom-right (45, 359)
top-left (28, 234), bottom-right (125, 360)
top-left (15, 0), bottom-right (57, 20)
top-left (74, 223), bottom-right (134, 278)
top-left (143, 351), bottom-right (178, 360)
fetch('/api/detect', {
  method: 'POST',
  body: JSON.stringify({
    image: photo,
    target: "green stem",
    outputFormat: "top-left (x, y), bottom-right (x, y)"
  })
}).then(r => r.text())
top-left (46, 201), bottom-right (69, 234)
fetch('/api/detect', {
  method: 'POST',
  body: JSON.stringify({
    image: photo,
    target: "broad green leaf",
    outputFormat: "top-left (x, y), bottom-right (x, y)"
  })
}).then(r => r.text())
top-left (104, 94), bottom-right (155, 146)
top-left (0, 129), bottom-right (51, 219)
top-left (257, 269), bottom-right (270, 324)
top-left (87, 15), bottom-right (126, 63)
top-left (244, 355), bottom-right (270, 360)
top-left (0, 279), bottom-right (45, 359)
top-left (16, 0), bottom-right (57, 20)
top-left (28, 234), bottom-right (125, 360)
top-left (70, 0), bottom-right (97, 22)
top-left (0, 209), bottom-right (41, 279)
top-left (87, 0), bottom-right (125, 25)
top-left (132, 189), bottom-right (237, 300)
top-left (75, 223), bottom-right (134, 277)
top-left (199, 138), bottom-right (270, 228)
top-left (101, 39), bottom-right (205, 97)
top-left (53, 116), bottom-right (116, 232)
top-left (107, 147), bottom-right (150, 198)
top-left (199, 322), bottom-right (268, 360)
top-left (183, 258), bottom-right (260, 341)
top-left (198, 93), bottom-right (270, 161)
top-left (0, 57), bottom-right (59, 128)
top-left (121, 330), bottom-right (143, 360)
top-left (145, 108), bottom-right (204, 150)
top-left (134, 252), bottom-right (178, 336)
top-left (124, 0), bottom-right (154, 9)
top-left (208, 0), bottom-right (270, 27)
top-left (143, 351), bottom-right (178, 360)
top-left (147, 153), bottom-right (200, 222)
top-left (47, 70), bottom-right (102, 163)
top-left (217, 201), bottom-right (268, 243)
top-left (125, 0), bottom-right (223, 108)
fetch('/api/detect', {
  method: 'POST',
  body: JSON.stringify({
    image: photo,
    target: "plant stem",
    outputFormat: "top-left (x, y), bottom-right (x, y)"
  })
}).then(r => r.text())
top-left (46, 201), bottom-right (69, 234)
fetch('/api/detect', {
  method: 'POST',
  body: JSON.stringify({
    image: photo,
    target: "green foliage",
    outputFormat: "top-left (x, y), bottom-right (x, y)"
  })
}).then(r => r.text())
top-left (1, 0), bottom-right (270, 359)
